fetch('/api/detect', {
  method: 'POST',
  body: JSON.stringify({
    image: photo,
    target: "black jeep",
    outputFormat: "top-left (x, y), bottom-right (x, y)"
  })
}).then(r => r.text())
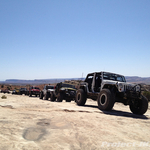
top-left (50, 82), bottom-right (76, 102)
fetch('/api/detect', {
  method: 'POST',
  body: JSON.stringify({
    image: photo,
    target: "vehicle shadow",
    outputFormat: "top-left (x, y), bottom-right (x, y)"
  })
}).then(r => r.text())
top-left (29, 96), bottom-right (40, 98)
top-left (39, 98), bottom-right (51, 101)
top-left (82, 104), bottom-right (149, 120)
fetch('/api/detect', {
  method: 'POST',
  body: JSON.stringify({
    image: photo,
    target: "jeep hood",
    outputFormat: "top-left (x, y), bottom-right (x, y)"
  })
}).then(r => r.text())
top-left (102, 80), bottom-right (137, 87)
top-left (48, 89), bottom-right (55, 92)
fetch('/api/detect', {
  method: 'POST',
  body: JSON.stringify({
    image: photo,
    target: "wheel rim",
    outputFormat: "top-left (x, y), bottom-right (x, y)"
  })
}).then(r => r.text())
top-left (77, 93), bottom-right (81, 101)
top-left (131, 99), bottom-right (140, 110)
top-left (100, 94), bottom-right (107, 106)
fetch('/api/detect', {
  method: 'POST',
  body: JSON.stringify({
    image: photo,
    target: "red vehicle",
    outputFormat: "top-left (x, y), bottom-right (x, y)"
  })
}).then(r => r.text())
top-left (29, 86), bottom-right (40, 97)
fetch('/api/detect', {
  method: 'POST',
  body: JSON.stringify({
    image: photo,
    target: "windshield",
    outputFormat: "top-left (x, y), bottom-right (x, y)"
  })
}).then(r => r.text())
top-left (32, 87), bottom-right (40, 90)
top-left (103, 72), bottom-right (126, 82)
top-left (61, 83), bottom-right (75, 89)
top-left (46, 86), bottom-right (54, 89)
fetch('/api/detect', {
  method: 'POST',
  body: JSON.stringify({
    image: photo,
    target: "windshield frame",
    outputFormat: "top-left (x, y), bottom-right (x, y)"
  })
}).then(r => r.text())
top-left (102, 72), bottom-right (126, 82)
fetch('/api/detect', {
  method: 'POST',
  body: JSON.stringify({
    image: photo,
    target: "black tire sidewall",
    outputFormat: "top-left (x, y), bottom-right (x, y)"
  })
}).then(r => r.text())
top-left (57, 93), bottom-right (63, 102)
top-left (97, 89), bottom-right (115, 111)
top-left (75, 89), bottom-right (87, 106)
top-left (129, 95), bottom-right (148, 115)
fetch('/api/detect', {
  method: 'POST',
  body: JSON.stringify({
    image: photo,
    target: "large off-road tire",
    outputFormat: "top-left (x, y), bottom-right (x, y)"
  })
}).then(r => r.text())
top-left (44, 93), bottom-right (49, 100)
top-left (29, 93), bottom-right (32, 97)
top-left (97, 89), bottom-right (115, 111)
top-left (50, 93), bottom-right (56, 101)
top-left (57, 93), bottom-right (63, 102)
top-left (129, 95), bottom-right (148, 115)
top-left (75, 89), bottom-right (87, 106)
top-left (39, 92), bottom-right (43, 99)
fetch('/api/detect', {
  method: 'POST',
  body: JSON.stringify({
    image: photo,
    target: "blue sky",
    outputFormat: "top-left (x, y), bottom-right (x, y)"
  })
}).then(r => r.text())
top-left (0, 0), bottom-right (150, 80)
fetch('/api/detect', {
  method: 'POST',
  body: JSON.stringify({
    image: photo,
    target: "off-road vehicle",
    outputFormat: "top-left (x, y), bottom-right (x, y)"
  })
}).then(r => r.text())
top-left (50, 82), bottom-right (76, 102)
top-left (19, 88), bottom-right (28, 95)
top-left (1, 89), bottom-right (10, 94)
top-left (12, 89), bottom-right (20, 94)
top-left (39, 85), bottom-right (54, 100)
top-left (29, 86), bottom-right (40, 97)
top-left (76, 72), bottom-right (148, 115)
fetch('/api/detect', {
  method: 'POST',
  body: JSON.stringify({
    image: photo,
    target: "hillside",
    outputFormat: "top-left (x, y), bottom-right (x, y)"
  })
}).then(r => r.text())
top-left (126, 76), bottom-right (150, 84)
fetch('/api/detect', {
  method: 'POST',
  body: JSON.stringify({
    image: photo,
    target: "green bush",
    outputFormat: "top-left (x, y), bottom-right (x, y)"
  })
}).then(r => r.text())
top-left (1, 95), bottom-right (7, 99)
top-left (143, 91), bottom-right (150, 102)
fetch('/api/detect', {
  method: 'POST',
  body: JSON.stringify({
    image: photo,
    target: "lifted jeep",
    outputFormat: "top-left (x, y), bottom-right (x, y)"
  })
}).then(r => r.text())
top-left (50, 82), bottom-right (76, 102)
top-left (29, 86), bottom-right (40, 97)
top-left (76, 72), bottom-right (148, 115)
top-left (39, 85), bottom-right (54, 100)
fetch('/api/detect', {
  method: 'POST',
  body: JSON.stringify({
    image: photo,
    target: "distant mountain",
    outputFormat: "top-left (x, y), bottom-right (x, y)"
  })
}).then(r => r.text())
top-left (0, 76), bottom-right (150, 85)
top-left (0, 78), bottom-right (84, 85)
top-left (125, 76), bottom-right (150, 84)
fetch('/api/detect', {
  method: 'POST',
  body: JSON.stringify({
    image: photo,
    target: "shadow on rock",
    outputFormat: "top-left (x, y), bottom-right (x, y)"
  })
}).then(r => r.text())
top-left (77, 104), bottom-right (149, 119)
top-left (102, 109), bottom-right (149, 120)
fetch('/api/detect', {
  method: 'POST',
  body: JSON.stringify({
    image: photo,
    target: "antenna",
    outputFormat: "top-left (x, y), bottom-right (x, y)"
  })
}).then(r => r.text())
top-left (81, 72), bottom-right (84, 80)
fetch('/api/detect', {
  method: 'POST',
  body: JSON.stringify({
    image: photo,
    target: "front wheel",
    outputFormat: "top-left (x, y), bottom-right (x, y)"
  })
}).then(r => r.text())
top-left (129, 95), bottom-right (148, 115)
top-left (50, 93), bottom-right (56, 101)
top-left (75, 89), bottom-right (87, 106)
top-left (44, 93), bottom-right (49, 100)
top-left (39, 92), bottom-right (43, 99)
top-left (29, 93), bottom-right (32, 97)
top-left (97, 89), bottom-right (115, 111)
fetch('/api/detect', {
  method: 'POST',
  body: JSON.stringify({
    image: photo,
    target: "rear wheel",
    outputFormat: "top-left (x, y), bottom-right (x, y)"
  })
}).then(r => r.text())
top-left (97, 89), bottom-right (115, 111)
top-left (57, 93), bottom-right (63, 102)
top-left (129, 95), bottom-right (148, 115)
top-left (75, 89), bottom-right (87, 106)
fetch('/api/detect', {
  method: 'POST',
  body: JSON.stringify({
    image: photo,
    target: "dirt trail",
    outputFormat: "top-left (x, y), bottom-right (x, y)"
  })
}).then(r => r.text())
top-left (0, 93), bottom-right (150, 150)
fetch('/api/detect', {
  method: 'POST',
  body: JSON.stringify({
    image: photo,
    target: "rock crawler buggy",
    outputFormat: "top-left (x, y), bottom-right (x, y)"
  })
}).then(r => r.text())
top-left (76, 72), bottom-right (148, 115)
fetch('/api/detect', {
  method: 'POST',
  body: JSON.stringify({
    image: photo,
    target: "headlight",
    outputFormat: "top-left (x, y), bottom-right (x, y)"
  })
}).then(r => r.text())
top-left (136, 85), bottom-right (141, 92)
top-left (118, 83), bottom-right (124, 92)
top-left (119, 83), bottom-right (123, 88)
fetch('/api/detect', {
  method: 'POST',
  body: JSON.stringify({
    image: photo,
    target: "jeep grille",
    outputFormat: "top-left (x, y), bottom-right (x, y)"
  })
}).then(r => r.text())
top-left (124, 85), bottom-right (132, 91)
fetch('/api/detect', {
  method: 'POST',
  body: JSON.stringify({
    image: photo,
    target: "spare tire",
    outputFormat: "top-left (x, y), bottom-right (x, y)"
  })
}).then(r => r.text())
top-left (97, 89), bottom-right (115, 111)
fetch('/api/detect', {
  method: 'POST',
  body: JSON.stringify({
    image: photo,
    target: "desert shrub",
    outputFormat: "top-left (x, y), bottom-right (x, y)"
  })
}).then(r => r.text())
top-left (1, 95), bottom-right (7, 99)
top-left (143, 91), bottom-right (150, 102)
top-left (7, 86), bottom-right (10, 90)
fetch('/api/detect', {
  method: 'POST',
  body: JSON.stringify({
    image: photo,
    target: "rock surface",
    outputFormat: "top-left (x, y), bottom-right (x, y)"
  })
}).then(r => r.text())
top-left (0, 93), bottom-right (150, 150)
